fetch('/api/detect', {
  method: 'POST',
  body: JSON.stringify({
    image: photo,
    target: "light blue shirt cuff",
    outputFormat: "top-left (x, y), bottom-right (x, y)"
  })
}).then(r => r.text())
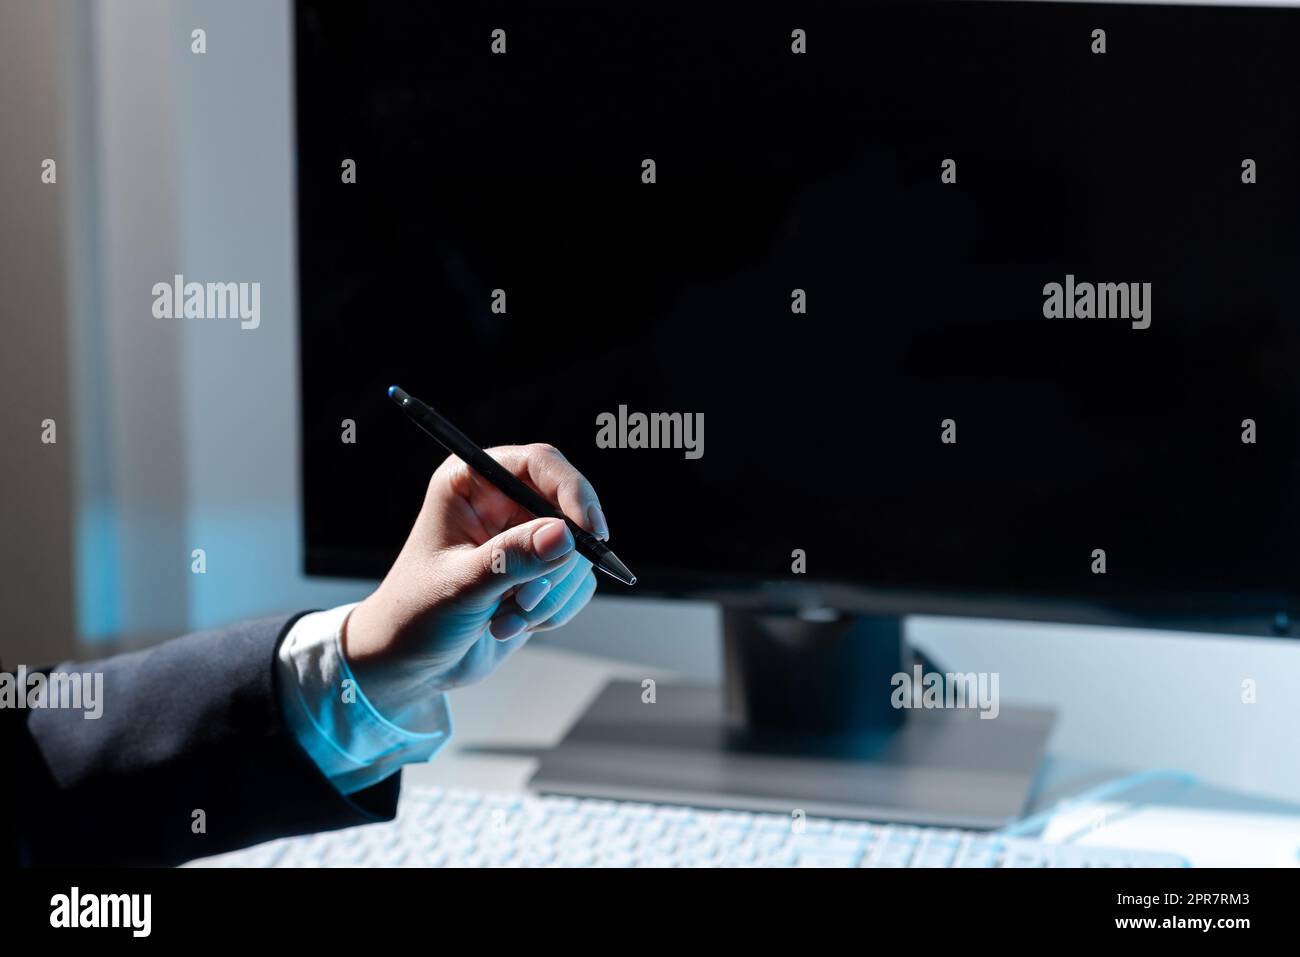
top-left (276, 603), bottom-right (452, 795)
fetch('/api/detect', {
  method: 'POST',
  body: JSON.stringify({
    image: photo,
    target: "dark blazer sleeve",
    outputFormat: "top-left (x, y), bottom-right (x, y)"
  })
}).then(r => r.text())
top-left (3, 613), bottom-right (400, 867)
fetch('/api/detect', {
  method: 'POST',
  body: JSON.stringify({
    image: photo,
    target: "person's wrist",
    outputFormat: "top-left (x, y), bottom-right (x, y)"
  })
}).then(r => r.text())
top-left (340, 591), bottom-right (390, 671)
top-left (340, 593), bottom-right (430, 726)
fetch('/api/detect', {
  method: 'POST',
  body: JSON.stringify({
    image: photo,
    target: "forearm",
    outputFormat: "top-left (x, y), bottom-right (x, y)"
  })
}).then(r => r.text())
top-left (8, 614), bottom-right (399, 867)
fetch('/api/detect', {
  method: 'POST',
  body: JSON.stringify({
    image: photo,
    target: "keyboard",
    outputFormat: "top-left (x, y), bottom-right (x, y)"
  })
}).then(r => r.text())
top-left (189, 787), bottom-right (1189, 868)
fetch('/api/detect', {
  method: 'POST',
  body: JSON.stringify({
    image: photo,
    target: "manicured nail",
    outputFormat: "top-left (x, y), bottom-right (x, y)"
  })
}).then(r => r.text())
top-left (515, 577), bottom-right (551, 612)
top-left (532, 519), bottom-right (574, 562)
top-left (587, 504), bottom-right (610, 541)
top-left (490, 612), bottom-right (528, 641)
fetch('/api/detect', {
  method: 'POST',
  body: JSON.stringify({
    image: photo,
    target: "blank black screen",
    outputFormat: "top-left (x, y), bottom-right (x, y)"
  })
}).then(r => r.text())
top-left (296, 2), bottom-right (1300, 629)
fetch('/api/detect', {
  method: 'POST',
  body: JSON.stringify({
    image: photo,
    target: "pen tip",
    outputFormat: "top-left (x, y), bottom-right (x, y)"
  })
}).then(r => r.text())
top-left (387, 384), bottom-right (398, 399)
top-left (597, 550), bottom-right (637, 587)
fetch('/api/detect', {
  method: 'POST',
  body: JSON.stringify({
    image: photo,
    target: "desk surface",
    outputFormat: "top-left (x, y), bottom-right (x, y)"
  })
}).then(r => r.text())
top-left (403, 644), bottom-right (667, 794)
top-left (403, 643), bottom-right (1300, 830)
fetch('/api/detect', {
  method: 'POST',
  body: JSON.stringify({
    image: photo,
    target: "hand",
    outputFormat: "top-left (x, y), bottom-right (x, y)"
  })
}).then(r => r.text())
top-left (342, 443), bottom-right (609, 725)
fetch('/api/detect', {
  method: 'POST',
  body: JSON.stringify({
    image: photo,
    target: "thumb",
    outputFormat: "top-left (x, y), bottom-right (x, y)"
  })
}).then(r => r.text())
top-left (458, 517), bottom-right (577, 599)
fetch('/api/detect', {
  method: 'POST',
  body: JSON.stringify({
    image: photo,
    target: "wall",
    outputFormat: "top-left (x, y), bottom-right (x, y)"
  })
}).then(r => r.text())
top-left (0, 0), bottom-right (77, 666)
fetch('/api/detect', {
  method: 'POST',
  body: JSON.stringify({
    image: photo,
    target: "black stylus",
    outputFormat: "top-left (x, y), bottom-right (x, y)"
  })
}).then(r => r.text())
top-left (387, 385), bottom-right (637, 586)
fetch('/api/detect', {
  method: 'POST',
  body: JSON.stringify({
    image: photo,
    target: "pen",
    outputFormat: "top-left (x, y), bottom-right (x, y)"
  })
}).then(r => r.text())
top-left (387, 384), bottom-right (637, 586)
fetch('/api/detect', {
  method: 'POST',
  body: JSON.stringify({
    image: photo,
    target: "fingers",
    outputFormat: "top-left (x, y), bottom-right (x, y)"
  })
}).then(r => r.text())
top-left (458, 517), bottom-right (577, 601)
top-left (480, 444), bottom-right (610, 540)
top-left (489, 553), bottom-right (590, 639)
top-left (530, 570), bottom-right (598, 633)
top-left (514, 576), bottom-right (552, 613)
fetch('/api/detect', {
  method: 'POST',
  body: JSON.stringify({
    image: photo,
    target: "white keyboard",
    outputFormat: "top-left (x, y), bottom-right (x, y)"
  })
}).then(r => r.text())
top-left (190, 787), bottom-right (1189, 868)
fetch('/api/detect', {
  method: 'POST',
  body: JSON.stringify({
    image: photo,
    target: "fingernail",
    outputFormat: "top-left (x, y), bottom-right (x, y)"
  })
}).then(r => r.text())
top-left (490, 612), bottom-right (528, 641)
top-left (532, 519), bottom-right (574, 562)
top-left (587, 504), bottom-right (610, 541)
top-left (515, 577), bottom-right (551, 612)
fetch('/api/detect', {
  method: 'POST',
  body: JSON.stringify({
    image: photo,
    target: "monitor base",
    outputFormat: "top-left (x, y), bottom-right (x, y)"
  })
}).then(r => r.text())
top-left (529, 611), bottom-right (1055, 828)
top-left (529, 679), bottom-right (1054, 828)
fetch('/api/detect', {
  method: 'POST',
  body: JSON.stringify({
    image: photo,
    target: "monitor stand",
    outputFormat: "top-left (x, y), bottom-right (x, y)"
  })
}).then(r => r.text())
top-left (528, 609), bottom-right (1055, 828)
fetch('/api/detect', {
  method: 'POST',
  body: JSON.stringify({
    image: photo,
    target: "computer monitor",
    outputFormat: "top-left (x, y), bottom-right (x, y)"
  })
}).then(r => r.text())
top-left (295, 1), bottom-right (1300, 820)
